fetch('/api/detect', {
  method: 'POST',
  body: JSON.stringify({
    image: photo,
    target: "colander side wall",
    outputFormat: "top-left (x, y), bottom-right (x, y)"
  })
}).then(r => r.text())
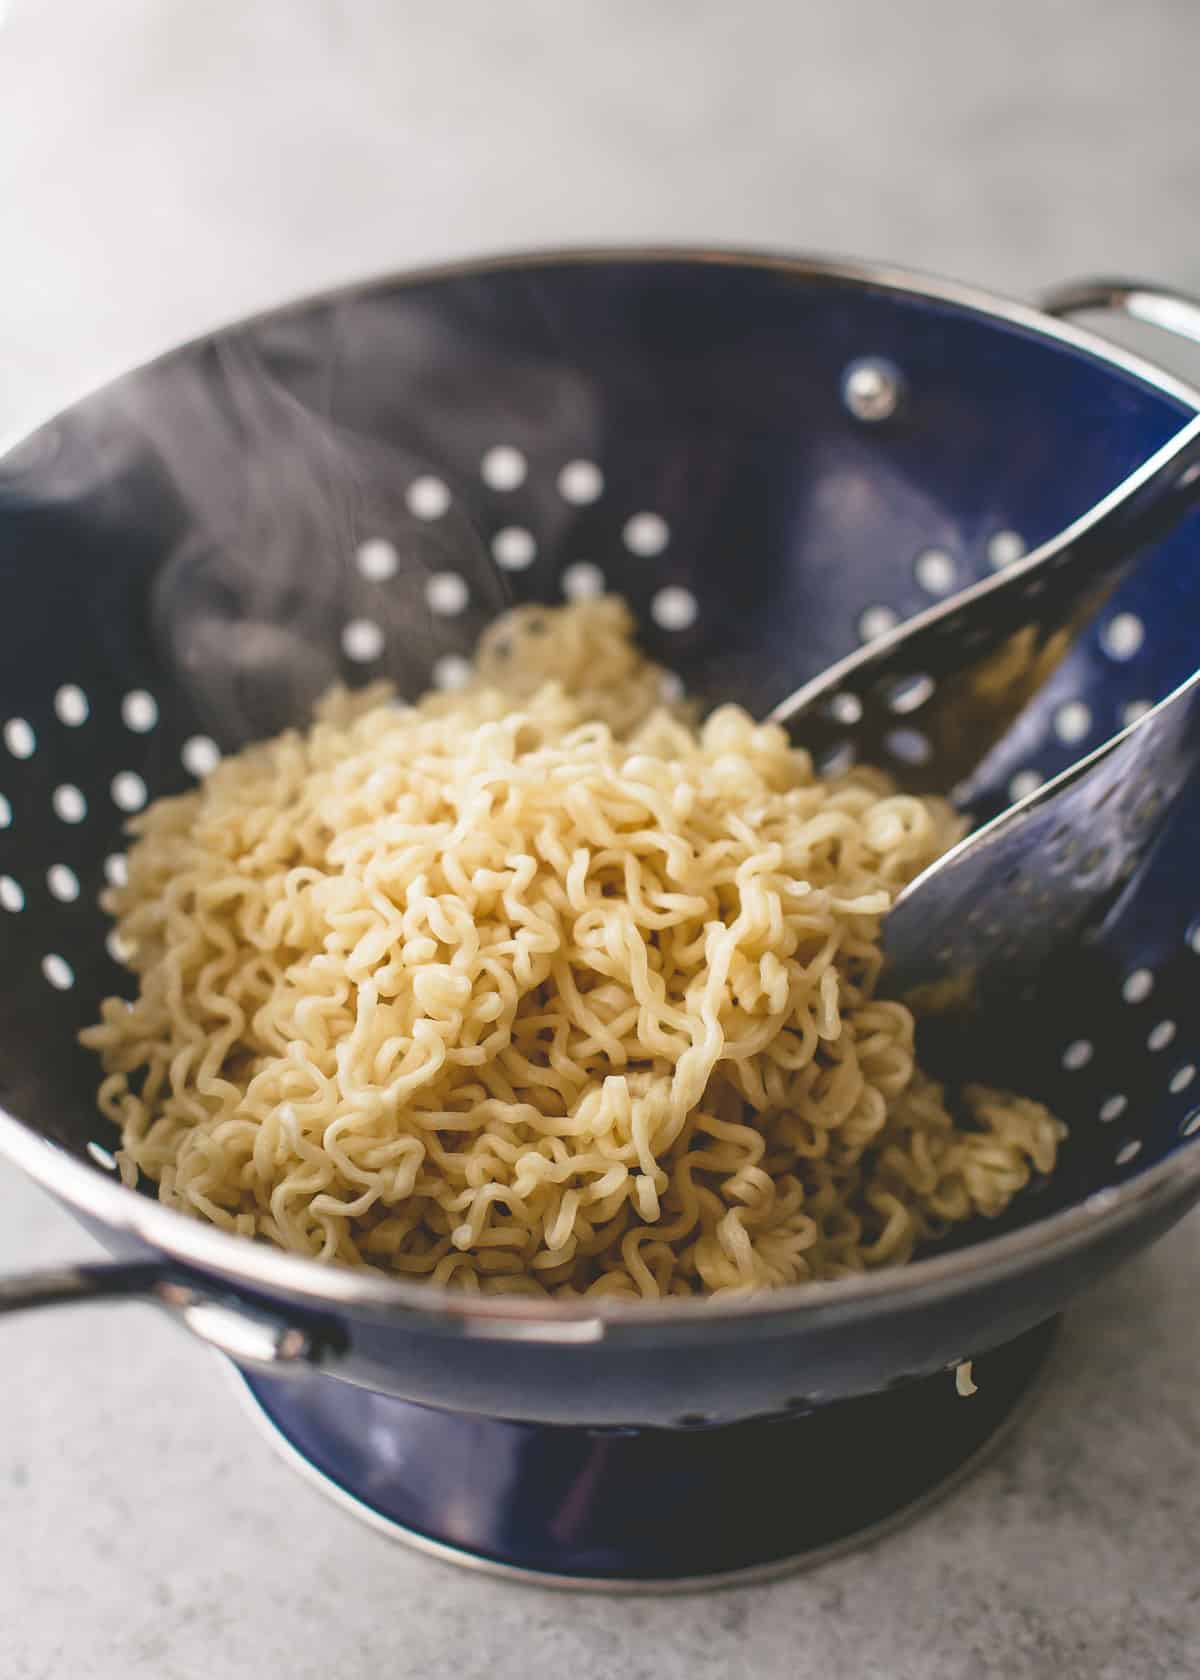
top-left (1, 249), bottom-right (1199, 1419)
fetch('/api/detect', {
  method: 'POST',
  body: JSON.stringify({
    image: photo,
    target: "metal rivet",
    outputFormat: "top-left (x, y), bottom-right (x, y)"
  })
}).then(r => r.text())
top-left (841, 358), bottom-right (903, 423)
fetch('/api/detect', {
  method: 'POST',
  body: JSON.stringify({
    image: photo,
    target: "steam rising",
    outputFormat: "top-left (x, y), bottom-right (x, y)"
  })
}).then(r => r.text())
top-left (142, 326), bottom-right (507, 744)
top-left (0, 275), bottom-right (615, 744)
top-left (3, 286), bottom-right (613, 744)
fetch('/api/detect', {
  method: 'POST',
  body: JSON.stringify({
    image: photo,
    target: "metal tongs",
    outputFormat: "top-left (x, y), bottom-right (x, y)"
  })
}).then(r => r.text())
top-left (772, 412), bottom-right (1200, 1002)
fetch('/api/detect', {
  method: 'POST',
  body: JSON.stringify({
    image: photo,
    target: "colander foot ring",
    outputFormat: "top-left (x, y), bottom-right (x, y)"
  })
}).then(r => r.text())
top-left (232, 1316), bottom-right (1057, 1591)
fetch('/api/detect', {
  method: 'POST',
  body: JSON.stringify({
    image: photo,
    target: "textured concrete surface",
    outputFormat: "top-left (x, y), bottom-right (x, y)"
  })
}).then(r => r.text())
top-left (2, 1), bottom-right (1200, 1675)
top-left (3, 1163), bottom-right (1199, 1680)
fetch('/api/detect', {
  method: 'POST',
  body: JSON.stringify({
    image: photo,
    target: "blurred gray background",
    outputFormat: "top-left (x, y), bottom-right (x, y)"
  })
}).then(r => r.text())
top-left (2, 3), bottom-right (1199, 1677)
top-left (4, 0), bottom-right (1200, 434)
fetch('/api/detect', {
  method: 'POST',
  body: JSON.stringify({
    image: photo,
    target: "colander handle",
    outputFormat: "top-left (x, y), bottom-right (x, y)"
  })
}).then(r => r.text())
top-left (0, 1259), bottom-right (333, 1371)
top-left (1039, 278), bottom-right (1200, 347)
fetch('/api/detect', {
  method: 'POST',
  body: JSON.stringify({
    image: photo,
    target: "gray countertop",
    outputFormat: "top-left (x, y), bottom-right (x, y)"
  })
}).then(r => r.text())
top-left (4, 1165), bottom-right (1198, 1680)
top-left (2, 2), bottom-right (1199, 1675)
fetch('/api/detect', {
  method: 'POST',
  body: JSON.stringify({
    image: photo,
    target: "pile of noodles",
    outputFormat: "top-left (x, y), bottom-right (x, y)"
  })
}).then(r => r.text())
top-left (83, 596), bottom-right (1064, 1298)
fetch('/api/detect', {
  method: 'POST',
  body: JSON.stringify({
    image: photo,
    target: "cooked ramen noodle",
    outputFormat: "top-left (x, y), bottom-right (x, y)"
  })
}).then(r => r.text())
top-left (83, 596), bottom-right (1065, 1298)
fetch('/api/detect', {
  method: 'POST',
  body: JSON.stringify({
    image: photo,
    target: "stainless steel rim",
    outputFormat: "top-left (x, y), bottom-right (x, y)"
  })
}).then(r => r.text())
top-left (224, 1324), bottom-right (1059, 1593)
top-left (2, 244), bottom-right (1200, 1336)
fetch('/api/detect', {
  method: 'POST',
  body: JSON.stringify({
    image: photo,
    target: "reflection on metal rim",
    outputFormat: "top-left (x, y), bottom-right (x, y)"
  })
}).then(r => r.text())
top-left (2, 245), bottom-right (1199, 1335)
top-left (4, 1101), bottom-right (1199, 1333)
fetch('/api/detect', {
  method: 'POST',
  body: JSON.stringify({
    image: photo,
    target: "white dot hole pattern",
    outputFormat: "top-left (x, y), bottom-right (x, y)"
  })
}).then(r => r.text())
top-left (561, 562), bottom-right (605, 602)
top-left (424, 572), bottom-right (470, 616)
top-left (887, 674), bottom-right (935, 714)
top-left (658, 671), bottom-right (685, 703)
top-left (0, 793), bottom-right (10, 828)
top-left (1054, 701), bottom-right (1092, 745)
top-left (623, 513), bottom-right (670, 557)
top-left (356, 538), bottom-right (398, 582)
top-left (107, 929), bottom-right (134, 965)
top-left (859, 604), bottom-right (899, 643)
top-left (0, 874), bottom-right (23, 912)
top-left (47, 864), bottom-right (79, 902)
top-left (1123, 699), bottom-right (1153, 728)
top-left (914, 549), bottom-right (956, 594)
top-left (1101, 613), bottom-right (1145, 661)
top-left (342, 618), bottom-right (385, 662)
top-left (121, 690), bottom-right (158, 733)
top-left (1009, 769), bottom-right (1043, 802)
top-left (988, 530), bottom-right (1027, 569)
top-left (1170, 1065), bottom-right (1196, 1096)
top-left (885, 728), bottom-right (932, 766)
top-left (54, 684), bottom-right (89, 726)
top-left (1148, 1020), bottom-right (1177, 1052)
top-left (1098, 1094), bottom-right (1127, 1124)
top-left (1115, 1139), bottom-right (1142, 1167)
top-left (4, 718), bottom-right (34, 759)
top-left (182, 736), bottom-right (221, 778)
top-left (111, 772), bottom-right (147, 813)
top-left (492, 527), bottom-right (537, 571)
top-left (651, 586), bottom-right (699, 632)
top-left (42, 953), bottom-right (74, 990)
top-left (480, 446), bottom-right (527, 491)
top-left (1182, 1110), bottom-right (1200, 1138)
top-left (405, 476), bottom-right (451, 521)
top-left (1122, 967), bottom-right (1154, 1004)
top-left (820, 742), bottom-right (857, 777)
top-left (1189, 917), bottom-right (1200, 955)
top-left (830, 693), bottom-right (864, 726)
top-left (104, 854), bottom-right (128, 888)
top-left (433, 655), bottom-right (472, 691)
top-left (1062, 1038), bottom-right (1093, 1071)
top-left (53, 784), bottom-right (87, 823)
top-left (557, 460), bottom-right (604, 505)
